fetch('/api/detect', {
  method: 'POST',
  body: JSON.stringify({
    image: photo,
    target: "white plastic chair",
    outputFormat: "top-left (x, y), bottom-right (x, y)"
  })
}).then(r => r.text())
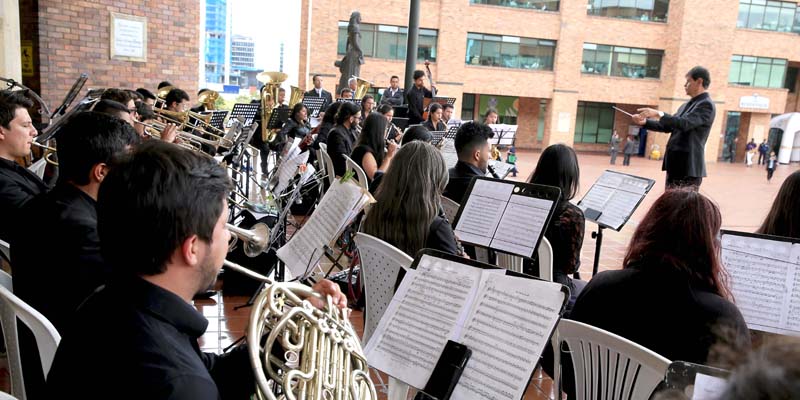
top-left (0, 391), bottom-right (19, 400)
top-left (343, 155), bottom-right (369, 192)
top-left (353, 233), bottom-right (412, 400)
top-left (0, 270), bottom-right (61, 400)
top-left (496, 237), bottom-right (553, 281)
top-left (554, 319), bottom-right (670, 400)
top-left (0, 239), bottom-right (9, 263)
top-left (318, 143), bottom-right (336, 187)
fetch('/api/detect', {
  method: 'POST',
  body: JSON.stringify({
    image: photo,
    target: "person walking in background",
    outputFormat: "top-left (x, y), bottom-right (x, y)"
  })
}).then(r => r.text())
top-left (610, 131), bottom-right (620, 165)
top-left (758, 139), bottom-right (769, 165)
top-left (745, 138), bottom-right (756, 167)
top-left (506, 146), bottom-right (518, 177)
top-left (623, 134), bottom-right (637, 166)
top-left (766, 152), bottom-right (777, 182)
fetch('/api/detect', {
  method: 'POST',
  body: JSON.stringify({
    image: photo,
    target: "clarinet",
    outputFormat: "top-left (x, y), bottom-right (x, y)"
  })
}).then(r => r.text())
top-left (487, 165), bottom-right (500, 179)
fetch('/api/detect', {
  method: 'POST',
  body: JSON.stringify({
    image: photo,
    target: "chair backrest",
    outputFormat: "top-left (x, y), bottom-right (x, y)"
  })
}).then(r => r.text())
top-left (343, 155), bottom-right (369, 192)
top-left (0, 273), bottom-right (61, 399)
top-left (494, 237), bottom-right (553, 280)
top-left (318, 143), bottom-right (336, 187)
top-left (0, 391), bottom-right (19, 400)
top-left (440, 197), bottom-right (459, 225)
top-left (0, 239), bottom-right (9, 264)
top-left (556, 319), bottom-right (671, 400)
top-left (353, 233), bottom-right (412, 345)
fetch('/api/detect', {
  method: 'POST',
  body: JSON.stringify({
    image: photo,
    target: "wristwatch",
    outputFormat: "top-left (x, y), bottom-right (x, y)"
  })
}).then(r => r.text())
top-left (657, 110), bottom-right (665, 118)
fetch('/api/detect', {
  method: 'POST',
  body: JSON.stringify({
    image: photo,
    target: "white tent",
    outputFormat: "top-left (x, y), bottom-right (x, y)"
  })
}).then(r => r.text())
top-left (769, 113), bottom-right (800, 164)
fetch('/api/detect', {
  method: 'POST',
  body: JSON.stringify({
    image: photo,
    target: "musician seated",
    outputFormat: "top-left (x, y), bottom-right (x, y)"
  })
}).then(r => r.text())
top-left (350, 113), bottom-right (397, 184)
top-left (134, 102), bottom-right (178, 143)
top-left (326, 102), bottom-right (361, 177)
top-left (100, 88), bottom-right (136, 116)
top-left (380, 75), bottom-right (404, 106)
top-left (362, 141), bottom-right (461, 260)
top-left (757, 169), bottom-right (800, 238)
top-left (423, 102), bottom-right (446, 132)
top-left (273, 103), bottom-right (311, 156)
top-left (136, 88), bottom-right (157, 107)
top-left (165, 88), bottom-right (191, 113)
top-left (93, 99), bottom-right (135, 126)
top-left (312, 102), bottom-right (340, 149)
top-left (157, 81), bottom-right (173, 90)
top-left (376, 104), bottom-right (402, 142)
top-left (443, 103), bottom-right (461, 126)
top-left (400, 125), bottom-right (433, 146)
top-left (523, 144), bottom-right (585, 307)
top-left (442, 121), bottom-right (493, 203)
top-left (46, 141), bottom-right (346, 399)
top-left (483, 108), bottom-right (499, 124)
top-left (348, 77), bottom-right (358, 93)
top-left (0, 91), bottom-right (48, 241)
top-left (339, 87), bottom-right (353, 100)
top-left (556, 189), bottom-right (750, 396)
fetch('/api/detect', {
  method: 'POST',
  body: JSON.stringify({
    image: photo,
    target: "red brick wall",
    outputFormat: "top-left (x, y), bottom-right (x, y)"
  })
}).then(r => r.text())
top-left (21, 0), bottom-right (199, 108)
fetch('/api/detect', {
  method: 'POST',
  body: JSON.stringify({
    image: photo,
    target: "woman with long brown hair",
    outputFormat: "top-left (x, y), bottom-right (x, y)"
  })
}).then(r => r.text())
top-left (758, 170), bottom-right (800, 238)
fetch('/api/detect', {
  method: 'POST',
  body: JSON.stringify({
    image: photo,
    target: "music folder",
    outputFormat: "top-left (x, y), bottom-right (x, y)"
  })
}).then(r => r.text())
top-left (720, 230), bottom-right (800, 337)
top-left (364, 249), bottom-right (568, 400)
top-left (452, 177), bottom-right (561, 260)
top-left (577, 170), bottom-right (655, 231)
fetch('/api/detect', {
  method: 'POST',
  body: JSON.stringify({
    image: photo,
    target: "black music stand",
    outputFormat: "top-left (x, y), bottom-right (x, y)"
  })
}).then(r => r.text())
top-left (431, 96), bottom-right (456, 106)
top-left (267, 107), bottom-right (291, 130)
top-left (229, 103), bottom-right (260, 127)
top-left (489, 125), bottom-right (518, 148)
top-left (302, 97), bottom-right (325, 118)
top-left (201, 110), bottom-right (229, 130)
top-left (429, 130), bottom-right (447, 146)
top-left (577, 170), bottom-right (655, 277)
top-left (52, 73), bottom-right (89, 117)
top-left (336, 98), bottom-right (362, 106)
top-left (391, 117), bottom-right (410, 131)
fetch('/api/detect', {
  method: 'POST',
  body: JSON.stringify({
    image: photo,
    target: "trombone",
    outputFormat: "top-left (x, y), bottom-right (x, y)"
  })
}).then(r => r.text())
top-left (152, 108), bottom-right (234, 149)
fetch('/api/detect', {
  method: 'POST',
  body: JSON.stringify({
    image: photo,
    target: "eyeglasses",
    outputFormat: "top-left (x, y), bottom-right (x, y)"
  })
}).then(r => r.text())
top-left (128, 108), bottom-right (138, 114)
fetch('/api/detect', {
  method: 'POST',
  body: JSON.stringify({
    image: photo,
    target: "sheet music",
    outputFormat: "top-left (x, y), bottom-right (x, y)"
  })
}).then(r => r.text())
top-left (440, 138), bottom-right (459, 168)
top-left (487, 159), bottom-right (514, 179)
top-left (578, 170), bottom-right (652, 230)
top-left (452, 273), bottom-right (564, 400)
top-left (489, 196), bottom-right (553, 257)
top-left (364, 255), bottom-right (484, 388)
top-left (276, 180), bottom-right (368, 277)
top-left (273, 145), bottom-right (309, 195)
top-left (454, 179), bottom-right (514, 247)
top-left (691, 373), bottom-right (728, 400)
top-left (721, 233), bottom-right (800, 336)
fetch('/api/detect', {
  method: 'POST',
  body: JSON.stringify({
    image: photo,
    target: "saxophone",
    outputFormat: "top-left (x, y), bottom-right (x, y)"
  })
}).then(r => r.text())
top-left (223, 260), bottom-right (377, 400)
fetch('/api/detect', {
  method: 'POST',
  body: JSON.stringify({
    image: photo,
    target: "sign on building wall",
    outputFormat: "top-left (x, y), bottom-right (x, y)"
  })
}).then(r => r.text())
top-left (21, 41), bottom-right (34, 77)
top-left (110, 13), bottom-right (147, 62)
top-left (739, 94), bottom-right (770, 110)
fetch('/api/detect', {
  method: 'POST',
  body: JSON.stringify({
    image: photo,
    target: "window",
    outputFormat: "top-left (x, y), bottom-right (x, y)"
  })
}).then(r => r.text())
top-left (469, 0), bottom-right (560, 11)
top-left (537, 100), bottom-right (547, 141)
top-left (337, 22), bottom-right (438, 61)
top-left (461, 93), bottom-right (476, 121)
top-left (466, 33), bottom-right (556, 71)
top-left (587, 0), bottom-right (669, 22)
top-left (479, 94), bottom-right (519, 124)
top-left (737, 0), bottom-right (800, 33)
top-left (729, 55), bottom-right (788, 88)
top-left (582, 43), bottom-right (663, 79)
top-left (575, 101), bottom-right (614, 144)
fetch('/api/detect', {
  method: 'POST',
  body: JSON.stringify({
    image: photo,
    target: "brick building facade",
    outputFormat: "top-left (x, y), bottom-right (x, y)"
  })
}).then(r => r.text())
top-left (299, 0), bottom-right (800, 162)
top-left (16, 0), bottom-right (200, 109)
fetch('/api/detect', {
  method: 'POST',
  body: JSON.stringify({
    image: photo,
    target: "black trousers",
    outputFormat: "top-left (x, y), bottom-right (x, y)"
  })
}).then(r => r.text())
top-left (767, 168), bottom-right (775, 181)
top-left (758, 152), bottom-right (766, 165)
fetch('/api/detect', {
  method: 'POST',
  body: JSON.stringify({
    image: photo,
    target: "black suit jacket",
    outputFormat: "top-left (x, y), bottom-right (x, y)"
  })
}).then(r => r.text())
top-left (381, 88), bottom-right (404, 106)
top-left (0, 157), bottom-right (48, 241)
top-left (443, 161), bottom-right (483, 204)
top-left (304, 88), bottom-right (333, 115)
top-left (644, 92), bottom-right (715, 178)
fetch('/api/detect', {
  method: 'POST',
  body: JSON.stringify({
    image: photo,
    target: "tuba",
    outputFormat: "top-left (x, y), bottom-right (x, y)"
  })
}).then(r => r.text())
top-left (288, 86), bottom-right (305, 108)
top-left (257, 71), bottom-right (288, 143)
top-left (198, 89), bottom-right (219, 111)
top-left (352, 76), bottom-right (372, 100)
top-left (223, 259), bottom-right (377, 400)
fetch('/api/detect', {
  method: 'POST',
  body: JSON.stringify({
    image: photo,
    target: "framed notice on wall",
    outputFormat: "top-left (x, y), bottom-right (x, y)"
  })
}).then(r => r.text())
top-left (110, 12), bottom-right (147, 62)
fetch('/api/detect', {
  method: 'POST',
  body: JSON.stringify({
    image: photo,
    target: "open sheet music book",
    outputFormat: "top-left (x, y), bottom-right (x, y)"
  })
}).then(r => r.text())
top-left (364, 250), bottom-right (567, 400)
top-left (577, 170), bottom-right (655, 231)
top-left (720, 230), bottom-right (800, 336)
top-left (487, 159), bottom-right (514, 179)
top-left (276, 178), bottom-right (373, 278)
top-left (452, 177), bottom-right (560, 259)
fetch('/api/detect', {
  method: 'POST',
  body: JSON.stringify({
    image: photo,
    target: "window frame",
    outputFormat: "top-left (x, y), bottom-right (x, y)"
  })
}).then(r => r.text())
top-left (336, 22), bottom-right (438, 62)
top-left (465, 32), bottom-right (556, 71)
top-left (581, 43), bottom-right (663, 79)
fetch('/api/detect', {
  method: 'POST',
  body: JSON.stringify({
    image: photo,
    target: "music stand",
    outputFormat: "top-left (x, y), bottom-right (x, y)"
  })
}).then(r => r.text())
top-left (431, 96), bottom-right (456, 106)
top-left (230, 103), bottom-right (260, 127)
top-left (489, 124), bottom-right (518, 148)
top-left (202, 110), bottom-right (229, 130)
top-left (577, 170), bottom-right (655, 277)
top-left (302, 96), bottom-right (325, 118)
top-left (336, 98), bottom-right (362, 106)
top-left (428, 130), bottom-right (447, 145)
top-left (267, 107), bottom-right (291, 130)
top-left (390, 117), bottom-right (409, 131)
top-left (52, 73), bottom-right (88, 117)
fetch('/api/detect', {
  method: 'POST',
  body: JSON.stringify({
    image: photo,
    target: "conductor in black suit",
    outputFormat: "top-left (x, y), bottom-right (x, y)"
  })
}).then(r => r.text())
top-left (380, 75), bottom-right (404, 106)
top-left (304, 74), bottom-right (333, 117)
top-left (633, 66), bottom-right (715, 190)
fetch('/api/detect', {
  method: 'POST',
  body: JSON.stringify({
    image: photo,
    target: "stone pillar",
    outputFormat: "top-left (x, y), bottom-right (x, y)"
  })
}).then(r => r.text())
top-left (0, 0), bottom-right (22, 81)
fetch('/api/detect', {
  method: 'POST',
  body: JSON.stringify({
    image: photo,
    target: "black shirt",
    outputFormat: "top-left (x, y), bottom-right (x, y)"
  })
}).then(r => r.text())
top-left (423, 119), bottom-right (446, 132)
top-left (405, 85), bottom-right (432, 125)
top-left (326, 125), bottom-right (358, 177)
top-left (46, 276), bottom-right (255, 400)
top-left (0, 157), bottom-right (48, 240)
top-left (12, 183), bottom-right (105, 332)
top-left (443, 161), bottom-right (484, 204)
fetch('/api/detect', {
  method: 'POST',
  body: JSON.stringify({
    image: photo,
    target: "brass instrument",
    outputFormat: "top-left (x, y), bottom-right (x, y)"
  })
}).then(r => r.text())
top-left (31, 142), bottom-right (58, 166)
top-left (136, 120), bottom-right (223, 152)
top-left (198, 90), bottom-right (219, 110)
top-left (222, 258), bottom-right (377, 400)
top-left (152, 108), bottom-right (234, 148)
top-left (352, 76), bottom-right (372, 100)
top-left (155, 86), bottom-right (174, 109)
top-left (226, 222), bottom-right (269, 257)
top-left (288, 86), bottom-right (305, 108)
top-left (257, 71), bottom-right (288, 143)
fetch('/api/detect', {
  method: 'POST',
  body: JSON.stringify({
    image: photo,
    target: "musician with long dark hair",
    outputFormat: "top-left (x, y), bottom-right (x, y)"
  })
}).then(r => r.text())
top-left (525, 144), bottom-right (585, 307)
top-left (757, 170), bottom-right (800, 238)
top-left (362, 141), bottom-right (460, 258)
top-left (351, 113), bottom-right (397, 182)
top-left (326, 102), bottom-right (361, 177)
top-left (423, 102), bottom-right (446, 132)
top-left (278, 103), bottom-right (311, 141)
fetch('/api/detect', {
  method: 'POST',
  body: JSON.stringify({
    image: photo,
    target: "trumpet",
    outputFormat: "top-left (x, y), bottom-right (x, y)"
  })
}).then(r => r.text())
top-left (222, 258), bottom-right (377, 399)
top-left (227, 222), bottom-right (270, 257)
top-left (31, 141), bottom-right (59, 166)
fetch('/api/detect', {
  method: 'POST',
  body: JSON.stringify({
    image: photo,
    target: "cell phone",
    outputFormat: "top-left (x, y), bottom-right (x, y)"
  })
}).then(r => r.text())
top-left (420, 340), bottom-right (471, 400)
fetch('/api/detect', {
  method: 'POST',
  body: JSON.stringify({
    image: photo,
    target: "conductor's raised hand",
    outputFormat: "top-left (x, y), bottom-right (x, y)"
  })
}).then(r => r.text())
top-left (636, 108), bottom-right (661, 119)
top-left (631, 114), bottom-right (647, 126)
top-left (310, 279), bottom-right (348, 310)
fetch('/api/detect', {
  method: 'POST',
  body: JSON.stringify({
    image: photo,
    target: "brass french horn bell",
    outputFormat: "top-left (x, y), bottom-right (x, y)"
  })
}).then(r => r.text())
top-left (227, 222), bottom-right (270, 257)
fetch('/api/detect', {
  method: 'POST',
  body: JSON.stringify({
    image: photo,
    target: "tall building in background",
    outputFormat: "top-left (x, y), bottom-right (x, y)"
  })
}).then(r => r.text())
top-left (230, 35), bottom-right (259, 88)
top-left (204, 0), bottom-right (229, 85)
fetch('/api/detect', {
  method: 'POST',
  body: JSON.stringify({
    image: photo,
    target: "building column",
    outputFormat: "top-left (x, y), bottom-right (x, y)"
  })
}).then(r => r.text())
top-left (0, 0), bottom-right (22, 81)
top-left (544, 91), bottom-right (578, 146)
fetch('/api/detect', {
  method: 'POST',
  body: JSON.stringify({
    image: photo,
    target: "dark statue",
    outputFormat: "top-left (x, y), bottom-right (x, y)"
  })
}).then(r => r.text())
top-left (334, 11), bottom-right (364, 93)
